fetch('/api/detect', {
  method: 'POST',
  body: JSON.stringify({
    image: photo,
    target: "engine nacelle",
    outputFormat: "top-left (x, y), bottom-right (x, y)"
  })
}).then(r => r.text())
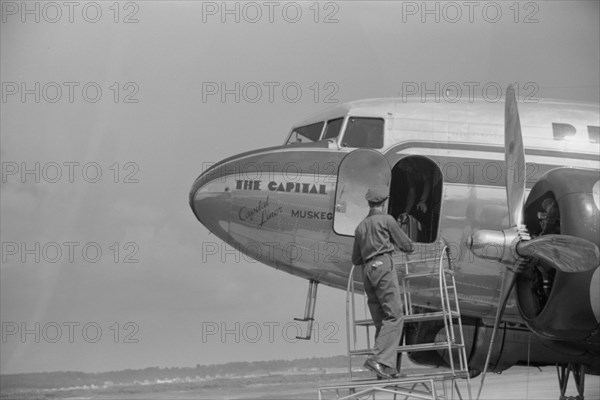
top-left (407, 168), bottom-right (600, 375)
top-left (518, 168), bottom-right (600, 345)
top-left (405, 316), bottom-right (600, 375)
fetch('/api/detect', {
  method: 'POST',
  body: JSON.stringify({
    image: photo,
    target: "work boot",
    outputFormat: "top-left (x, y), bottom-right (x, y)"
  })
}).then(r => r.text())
top-left (384, 366), bottom-right (399, 378)
top-left (364, 359), bottom-right (393, 379)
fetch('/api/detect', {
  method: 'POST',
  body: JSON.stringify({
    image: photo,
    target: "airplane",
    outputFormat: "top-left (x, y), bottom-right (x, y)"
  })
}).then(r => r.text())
top-left (189, 86), bottom-right (600, 399)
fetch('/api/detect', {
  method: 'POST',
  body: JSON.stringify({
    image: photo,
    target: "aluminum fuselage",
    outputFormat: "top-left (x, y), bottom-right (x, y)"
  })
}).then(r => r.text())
top-left (190, 98), bottom-right (600, 324)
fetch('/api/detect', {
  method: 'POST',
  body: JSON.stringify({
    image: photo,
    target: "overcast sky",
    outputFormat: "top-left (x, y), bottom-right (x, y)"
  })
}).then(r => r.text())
top-left (1, 1), bottom-right (599, 374)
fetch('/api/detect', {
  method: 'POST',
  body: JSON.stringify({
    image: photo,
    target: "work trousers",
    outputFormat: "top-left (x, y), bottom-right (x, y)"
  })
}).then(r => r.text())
top-left (362, 254), bottom-right (404, 370)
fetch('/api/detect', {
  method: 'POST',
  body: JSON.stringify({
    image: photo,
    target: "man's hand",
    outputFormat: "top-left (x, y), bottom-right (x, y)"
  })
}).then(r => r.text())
top-left (416, 201), bottom-right (428, 213)
top-left (398, 213), bottom-right (409, 224)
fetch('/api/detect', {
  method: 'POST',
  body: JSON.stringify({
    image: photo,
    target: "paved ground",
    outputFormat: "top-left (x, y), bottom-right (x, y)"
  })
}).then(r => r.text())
top-left (2, 366), bottom-right (598, 399)
top-left (92, 366), bottom-right (599, 400)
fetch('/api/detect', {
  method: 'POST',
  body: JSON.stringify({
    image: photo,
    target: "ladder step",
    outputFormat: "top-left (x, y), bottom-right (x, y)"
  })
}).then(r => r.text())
top-left (354, 311), bottom-right (460, 327)
top-left (405, 311), bottom-right (460, 322)
top-left (402, 286), bottom-right (439, 294)
top-left (354, 318), bottom-right (375, 326)
top-left (402, 272), bottom-right (439, 278)
top-left (394, 257), bottom-right (440, 265)
top-left (349, 348), bottom-right (374, 356)
top-left (350, 370), bottom-right (470, 384)
top-left (350, 342), bottom-right (464, 355)
top-left (402, 272), bottom-right (456, 279)
top-left (444, 269), bottom-right (456, 275)
top-left (397, 342), bottom-right (464, 352)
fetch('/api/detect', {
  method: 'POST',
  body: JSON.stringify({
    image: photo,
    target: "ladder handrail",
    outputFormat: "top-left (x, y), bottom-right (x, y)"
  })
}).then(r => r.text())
top-left (437, 247), bottom-right (455, 372)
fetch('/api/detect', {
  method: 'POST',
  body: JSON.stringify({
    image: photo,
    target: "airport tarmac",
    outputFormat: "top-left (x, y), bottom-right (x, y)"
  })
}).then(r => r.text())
top-left (42, 366), bottom-right (597, 400)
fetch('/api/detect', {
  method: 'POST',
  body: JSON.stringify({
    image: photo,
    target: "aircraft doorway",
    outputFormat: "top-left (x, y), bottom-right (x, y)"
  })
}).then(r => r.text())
top-left (389, 156), bottom-right (442, 243)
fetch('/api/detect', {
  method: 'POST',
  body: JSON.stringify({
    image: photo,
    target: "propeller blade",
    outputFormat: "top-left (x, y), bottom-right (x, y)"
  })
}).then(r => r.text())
top-left (505, 85), bottom-right (526, 227)
top-left (476, 269), bottom-right (517, 399)
top-left (517, 234), bottom-right (600, 273)
top-left (491, 269), bottom-right (517, 331)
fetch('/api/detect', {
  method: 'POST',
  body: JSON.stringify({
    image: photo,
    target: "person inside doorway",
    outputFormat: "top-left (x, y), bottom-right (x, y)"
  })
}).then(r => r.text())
top-left (394, 157), bottom-right (440, 242)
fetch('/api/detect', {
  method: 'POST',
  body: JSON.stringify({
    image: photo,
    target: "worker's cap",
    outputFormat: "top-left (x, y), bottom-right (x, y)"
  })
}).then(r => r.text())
top-left (365, 186), bottom-right (389, 203)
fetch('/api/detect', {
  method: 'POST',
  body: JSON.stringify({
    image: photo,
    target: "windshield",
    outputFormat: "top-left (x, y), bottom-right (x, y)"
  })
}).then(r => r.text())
top-left (286, 122), bottom-right (324, 144)
top-left (323, 118), bottom-right (344, 140)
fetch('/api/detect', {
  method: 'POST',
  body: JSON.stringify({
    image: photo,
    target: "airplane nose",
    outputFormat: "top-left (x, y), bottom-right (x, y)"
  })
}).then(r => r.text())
top-left (189, 162), bottom-right (232, 238)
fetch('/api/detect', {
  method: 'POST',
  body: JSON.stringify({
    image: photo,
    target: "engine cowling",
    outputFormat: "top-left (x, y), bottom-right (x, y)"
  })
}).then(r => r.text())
top-left (517, 168), bottom-right (600, 345)
top-left (405, 316), bottom-right (600, 375)
top-left (407, 168), bottom-right (600, 375)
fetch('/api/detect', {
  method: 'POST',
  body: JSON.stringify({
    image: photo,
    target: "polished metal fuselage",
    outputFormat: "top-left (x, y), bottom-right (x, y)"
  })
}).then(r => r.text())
top-left (190, 99), bottom-right (600, 324)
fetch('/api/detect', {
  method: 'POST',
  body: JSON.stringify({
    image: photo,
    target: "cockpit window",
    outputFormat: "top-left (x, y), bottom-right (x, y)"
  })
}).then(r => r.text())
top-left (323, 118), bottom-right (344, 140)
top-left (287, 122), bottom-right (324, 144)
top-left (342, 117), bottom-right (384, 149)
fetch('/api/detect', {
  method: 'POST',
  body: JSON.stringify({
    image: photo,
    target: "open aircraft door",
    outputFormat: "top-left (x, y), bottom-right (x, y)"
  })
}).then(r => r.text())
top-left (334, 149), bottom-right (391, 236)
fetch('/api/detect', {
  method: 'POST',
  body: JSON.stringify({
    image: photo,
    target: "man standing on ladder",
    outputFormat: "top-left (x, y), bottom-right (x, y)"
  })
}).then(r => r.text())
top-left (352, 185), bottom-right (415, 379)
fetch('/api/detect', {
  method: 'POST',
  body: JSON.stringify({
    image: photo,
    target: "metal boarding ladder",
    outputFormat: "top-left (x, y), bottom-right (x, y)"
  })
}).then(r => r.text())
top-left (318, 243), bottom-right (472, 400)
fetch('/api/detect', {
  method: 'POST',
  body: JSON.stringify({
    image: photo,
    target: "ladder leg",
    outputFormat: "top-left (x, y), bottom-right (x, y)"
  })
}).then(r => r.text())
top-left (346, 265), bottom-right (357, 380)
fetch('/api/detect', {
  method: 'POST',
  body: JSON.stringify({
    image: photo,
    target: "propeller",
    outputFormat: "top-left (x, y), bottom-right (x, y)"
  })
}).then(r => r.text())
top-left (517, 234), bottom-right (600, 273)
top-left (504, 85), bottom-right (526, 228)
top-left (469, 86), bottom-right (600, 274)
top-left (474, 86), bottom-right (527, 399)
top-left (472, 85), bottom-right (599, 399)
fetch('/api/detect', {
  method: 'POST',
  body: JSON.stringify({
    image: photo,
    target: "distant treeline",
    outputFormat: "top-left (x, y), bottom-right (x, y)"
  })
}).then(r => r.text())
top-left (1, 355), bottom-right (348, 391)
